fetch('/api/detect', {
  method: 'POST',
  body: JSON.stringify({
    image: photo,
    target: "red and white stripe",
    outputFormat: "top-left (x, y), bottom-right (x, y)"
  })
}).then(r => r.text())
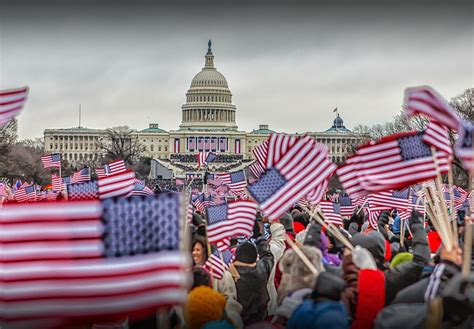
top-left (96, 168), bottom-right (107, 179)
top-left (337, 125), bottom-right (452, 200)
top-left (108, 160), bottom-right (127, 174)
top-left (257, 136), bottom-right (336, 221)
top-left (0, 200), bottom-right (189, 324)
top-left (404, 86), bottom-right (461, 131)
top-left (0, 86), bottom-right (28, 126)
top-left (98, 170), bottom-right (135, 199)
top-left (252, 140), bottom-right (269, 167)
top-left (206, 200), bottom-right (258, 246)
top-left (320, 200), bottom-right (343, 227)
top-left (204, 254), bottom-right (227, 280)
top-left (367, 191), bottom-right (410, 211)
top-left (249, 161), bottom-right (265, 178)
top-left (265, 134), bottom-right (298, 168)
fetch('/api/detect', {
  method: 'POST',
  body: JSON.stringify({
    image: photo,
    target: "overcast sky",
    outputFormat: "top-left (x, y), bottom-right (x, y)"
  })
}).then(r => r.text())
top-left (0, 1), bottom-right (472, 139)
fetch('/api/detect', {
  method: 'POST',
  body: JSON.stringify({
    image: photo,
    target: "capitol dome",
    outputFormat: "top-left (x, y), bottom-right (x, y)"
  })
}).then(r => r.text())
top-left (179, 40), bottom-right (238, 131)
top-left (190, 69), bottom-right (229, 88)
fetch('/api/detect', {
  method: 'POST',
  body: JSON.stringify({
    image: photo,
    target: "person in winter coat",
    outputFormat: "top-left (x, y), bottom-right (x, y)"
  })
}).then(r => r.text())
top-left (351, 210), bottom-right (430, 305)
top-left (392, 242), bottom-right (463, 304)
top-left (266, 221), bottom-right (287, 316)
top-left (276, 245), bottom-right (325, 304)
top-left (233, 238), bottom-right (275, 325)
top-left (286, 271), bottom-right (350, 329)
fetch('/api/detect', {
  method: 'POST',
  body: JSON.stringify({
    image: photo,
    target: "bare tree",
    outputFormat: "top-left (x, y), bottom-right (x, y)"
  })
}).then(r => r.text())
top-left (96, 126), bottom-right (144, 164)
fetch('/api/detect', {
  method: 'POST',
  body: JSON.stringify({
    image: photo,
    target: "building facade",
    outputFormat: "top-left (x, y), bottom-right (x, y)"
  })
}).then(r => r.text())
top-left (43, 41), bottom-right (366, 167)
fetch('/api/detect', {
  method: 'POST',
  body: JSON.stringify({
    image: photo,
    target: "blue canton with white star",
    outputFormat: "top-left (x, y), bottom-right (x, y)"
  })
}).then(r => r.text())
top-left (206, 204), bottom-right (228, 225)
top-left (67, 181), bottom-right (98, 200)
top-left (398, 134), bottom-right (431, 161)
top-left (247, 168), bottom-right (286, 204)
top-left (101, 193), bottom-right (180, 257)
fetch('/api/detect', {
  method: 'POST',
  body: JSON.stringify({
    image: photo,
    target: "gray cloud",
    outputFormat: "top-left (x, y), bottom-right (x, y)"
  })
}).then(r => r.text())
top-left (0, 2), bottom-right (472, 139)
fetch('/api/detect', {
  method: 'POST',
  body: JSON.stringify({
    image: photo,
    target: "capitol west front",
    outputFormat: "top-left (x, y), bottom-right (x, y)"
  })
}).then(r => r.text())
top-left (43, 41), bottom-right (364, 170)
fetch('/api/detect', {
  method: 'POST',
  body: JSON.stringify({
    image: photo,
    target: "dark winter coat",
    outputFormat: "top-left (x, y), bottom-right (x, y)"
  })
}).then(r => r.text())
top-left (392, 260), bottom-right (461, 304)
top-left (234, 239), bottom-right (274, 325)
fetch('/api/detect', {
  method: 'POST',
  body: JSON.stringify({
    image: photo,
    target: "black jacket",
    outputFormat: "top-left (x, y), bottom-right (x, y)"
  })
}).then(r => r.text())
top-left (383, 217), bottom-right (430, 304)
top-left (234, 239), bottom-right (274, 325)
top-left (392, 260), bottom-right (461, 304)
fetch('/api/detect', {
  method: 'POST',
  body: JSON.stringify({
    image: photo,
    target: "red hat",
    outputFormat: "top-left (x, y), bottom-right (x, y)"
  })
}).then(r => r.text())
top-left (293, 221), bottom-right (305, 234)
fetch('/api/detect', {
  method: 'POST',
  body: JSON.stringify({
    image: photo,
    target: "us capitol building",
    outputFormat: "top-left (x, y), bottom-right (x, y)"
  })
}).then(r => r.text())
top-left (43, 41), bottom-right (365, 174)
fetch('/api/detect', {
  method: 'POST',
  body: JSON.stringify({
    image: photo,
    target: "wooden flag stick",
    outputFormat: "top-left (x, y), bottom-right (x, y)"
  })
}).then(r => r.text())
top-left (303, 206), bottom-right (354, 250)
top-left (431, 148), bottom-right (453, 241)
top-left (426, 186), bottom-right (453, 250)
top-left (285, 233), bottom-right (319, 276)
top-left (356, 199), bottom-right (368, 215)
top-left (462, 220), bottom-right (472, 280)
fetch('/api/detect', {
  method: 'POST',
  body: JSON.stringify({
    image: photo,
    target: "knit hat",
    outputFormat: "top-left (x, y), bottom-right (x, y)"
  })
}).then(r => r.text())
top-left (390, 252), bottom-right (413, 269)
top-left (186, 286), bottom-right (227, 329)
top-left (235, 241), bottom-right (258, 264)
top-left (351, 231), bottom-right (386, 270)
top-left (280, 212), bottom-right (294, 232)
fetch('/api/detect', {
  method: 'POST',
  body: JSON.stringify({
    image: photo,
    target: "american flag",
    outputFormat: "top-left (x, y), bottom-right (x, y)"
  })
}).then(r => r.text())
top-left (229, 189), bottom-right (248, 200)
top-left (106, 159), bottom-right (127, 174)
top-left (219, 137), bottom-right (227, 152)
top-left (43, 190), bottom-right (59, 202)
top-left (455, 121), bottom-right (473, 172)
top-left (320, 200), bottom-right (343, 227)
top-left (198, 137), bottom-right (204, 151)
top-left (210, 137), bottom-right (217, 151)
top-left (192, 194), bottom-right (211, 213)
top-left (216, 172), bottom-right (232, 185)
top-left (404, 86), bottom-right (461, 131)
top-left (71, 168), bottom-right (91, 184)
top-left (67, 181), bottom-right (99, 201)
top-left (300, 178), bottom-right (329, 207)
top-left (265, 134), bottom-right (298, 168)
top-left (0, 195), bottom-right (189, 327)
top-left (248, 136), bottom-right (336, 221)
top-left (130, 179), bottom-right (154, 196)
top-left (443, 185), bottom-right (468, 211)
top-left (337, 122), bottom-right (452, 200)
top-left (97, 170), bottom-right (135, 199)
top-left (367, 189), bottom-right (410, 211)
top-left (339, 196), bottom-right (356, 217)
top-left (204, 250), bottom-right (235, 280)
top-left (41, 153), bottom-right (62, 169)
top-left (206, 174), bottom-right (222, 187)
top-left (95, 167), bottom-right (107, 179)
top-left (188, 137), bottom-right (196, 151)
top-left (249, 161), bottom-right (265, 179)
top-left (405, 87), bottom-right (472, 174)
top-left (252, 140), bottom-right (269, 167)
top-left (51, 174), bottom-right (62, 192)
top-left (0, 86), bottom-right (29, 126)
top-left (400, 195), bottom-right (426, 220)
top-left (227, 170), bottom-right (247, 192)
top-left (206, 199), bottom-right (258, 250)
top-left (14, 184), bottom-right (37, 203)
top-left (204, 254), bottom-right (227, 280)
top-left (368, 207), bottom-right (384, 230)
top-left (198, 152), bottom-right (216, 168)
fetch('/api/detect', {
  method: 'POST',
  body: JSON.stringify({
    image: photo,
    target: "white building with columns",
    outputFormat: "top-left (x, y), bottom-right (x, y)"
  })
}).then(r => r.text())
top-left (43, 41), bottom-right (366, 167)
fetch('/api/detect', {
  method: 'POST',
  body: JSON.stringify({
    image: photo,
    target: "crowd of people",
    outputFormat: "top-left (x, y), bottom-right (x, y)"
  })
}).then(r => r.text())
top-left (170, 154), bottom-right (244, 163)
top-left (168, 206), bottom-right (473, 329)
